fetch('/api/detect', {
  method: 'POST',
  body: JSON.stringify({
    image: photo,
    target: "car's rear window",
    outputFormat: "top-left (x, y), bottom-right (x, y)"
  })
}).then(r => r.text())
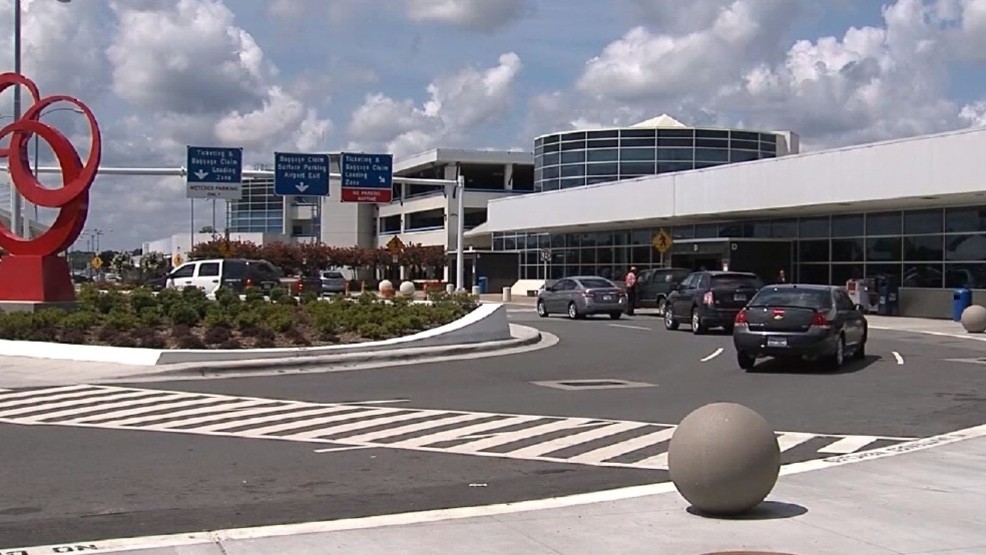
top-left (752, 288), bottom-right (832, 309)
top-left (323, 272), bottom-right (344, 279)
top-left (711, 274), bottom-right (763, 289)
top-left (579, 278), bottom-right (615, 288)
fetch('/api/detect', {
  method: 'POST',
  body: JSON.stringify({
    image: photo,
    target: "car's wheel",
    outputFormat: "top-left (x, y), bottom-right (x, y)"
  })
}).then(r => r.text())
top-left (568, 302), bottom-right (579, 320)
top-left (656, 296), bottom-right (667, 316)
top-left (664, 307), bottom-right (679, 330)
top-left (854, 330), bottom-right (867, 360)
top-left (610, 312), bottom-right (622, 320)
top-left (737, 351), bottom-right (756, 370)
top-left (691, 308), bottom-right (705, 335)
top-left (827, 335), bottom-right (846, 371)
top-left (536, 301), bottom-right (549, 318)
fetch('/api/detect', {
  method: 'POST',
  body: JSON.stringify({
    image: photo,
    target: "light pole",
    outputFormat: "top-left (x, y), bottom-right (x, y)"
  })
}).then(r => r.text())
top-left (10, 0), bottom-right (73, 238)
top-left (27, 106), bottom-right (84, 235)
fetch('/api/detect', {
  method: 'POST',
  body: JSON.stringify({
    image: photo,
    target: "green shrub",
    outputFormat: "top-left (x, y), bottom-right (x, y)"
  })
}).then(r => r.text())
top-left (234, 307), bottom-right (263, 331)
top-left (268, 287), bottom-right (286, 303)
top-left (60, 310), bottom-right (100, 332)
top-left (180, 287), bottom-right (210, 317)
top-left (265, 305), bottom-right (296, 333)
top-left (357, 322), bottom-right (386, 340)
top-left (133, 326), bottom-right (167, 349)
top-left (138, 306), bottom-right (164, 327)
top-left (169, 303), bottom-right (201, 327)
top-left (156, 288), bottom-right (182, 314)
top-left (300, 290), bottom-right (319, 305)
top-left (58, 328), bottom-right (87, 344)
top-left (284, 327), bottom-right (310, 346)
top-left (244, 286), bottom-right (265, 304)
top-left (104, 309), bottom-right (139, 331)
top-left (128, 287), bottom-right (158, 313)
top-left (203, 306), bottom-right (232, 329)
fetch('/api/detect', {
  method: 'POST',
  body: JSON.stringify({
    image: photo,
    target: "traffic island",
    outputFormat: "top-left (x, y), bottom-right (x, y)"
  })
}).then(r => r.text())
top-left (0, 285), bottom-right (526, 367)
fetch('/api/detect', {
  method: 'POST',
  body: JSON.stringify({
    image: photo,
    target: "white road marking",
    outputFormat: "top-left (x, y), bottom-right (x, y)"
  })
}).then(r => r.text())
top-left (700, 348), bottom-right (724, 362)
top-left (818, 435), bottom-right (879, 455)
top-left (609, 324), bottom-right (651, 331)
top-left (0, 385), bottom-right (914, 473)
top-left (313, 446), bottom-right (377, 454)
top-left (892, 351), bottom-right (905, 365)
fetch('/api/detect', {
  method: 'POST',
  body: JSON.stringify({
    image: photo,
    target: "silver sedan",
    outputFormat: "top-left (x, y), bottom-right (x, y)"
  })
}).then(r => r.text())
top-left (536, 276), bottom-right (627, 320)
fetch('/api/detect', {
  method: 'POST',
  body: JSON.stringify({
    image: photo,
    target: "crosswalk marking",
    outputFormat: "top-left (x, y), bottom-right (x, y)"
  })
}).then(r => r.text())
top-left (0, 385), bottom-right (915, 471)
top-left (818, 435), bottom-right (879, 454)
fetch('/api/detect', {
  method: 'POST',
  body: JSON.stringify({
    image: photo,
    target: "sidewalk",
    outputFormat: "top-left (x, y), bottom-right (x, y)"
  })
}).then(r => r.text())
top-left (12, 426), bottom-right (986, 554)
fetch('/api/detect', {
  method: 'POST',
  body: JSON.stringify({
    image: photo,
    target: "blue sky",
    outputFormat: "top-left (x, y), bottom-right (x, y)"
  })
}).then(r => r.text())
top-left (2, 0), bottom-right (986, 249)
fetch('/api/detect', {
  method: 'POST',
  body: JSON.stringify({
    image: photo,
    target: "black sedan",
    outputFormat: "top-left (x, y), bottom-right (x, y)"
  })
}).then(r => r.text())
top-left (732, 284), bottom-right (867, 371)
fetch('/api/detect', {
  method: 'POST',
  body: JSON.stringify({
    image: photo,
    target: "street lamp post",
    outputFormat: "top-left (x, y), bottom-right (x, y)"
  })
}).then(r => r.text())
top-left (10, 0), bottom-right (73, 238)
top-left (28, 106), bottom-right (84, 235)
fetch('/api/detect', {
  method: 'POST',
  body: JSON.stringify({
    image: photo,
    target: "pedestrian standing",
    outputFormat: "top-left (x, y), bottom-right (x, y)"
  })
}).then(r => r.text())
top-left (625, 266), bottom-right (638, 315)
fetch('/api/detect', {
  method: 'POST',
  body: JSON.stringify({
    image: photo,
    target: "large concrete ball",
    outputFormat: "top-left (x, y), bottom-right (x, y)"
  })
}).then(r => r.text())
top-left (668, 402), bottom-right (780, 516)
top-left (961, 305), bottom-right (986, 333)
top-left (399, 281), bottom-right (416, 296)
top-left (378, 280), bottom-right (394, 294)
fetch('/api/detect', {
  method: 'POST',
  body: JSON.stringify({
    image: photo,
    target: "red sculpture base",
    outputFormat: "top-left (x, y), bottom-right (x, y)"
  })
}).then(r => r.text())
top-left (0, 255), bottom-right (76, 302)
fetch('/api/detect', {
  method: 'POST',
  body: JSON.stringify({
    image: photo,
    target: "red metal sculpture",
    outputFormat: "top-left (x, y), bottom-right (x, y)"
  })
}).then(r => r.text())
top-left (0, 72), bottom-right (101, 303)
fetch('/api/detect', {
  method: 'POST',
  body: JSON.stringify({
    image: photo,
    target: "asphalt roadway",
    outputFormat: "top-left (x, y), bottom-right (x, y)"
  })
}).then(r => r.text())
top-left (3, 307), bottom-right (986, 547)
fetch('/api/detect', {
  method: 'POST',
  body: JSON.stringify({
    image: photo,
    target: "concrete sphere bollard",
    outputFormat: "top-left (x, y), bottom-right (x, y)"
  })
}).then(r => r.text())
top-left (399, 280), bottom-right (416, 297)
top-left (378, 280), bottom-right (394, 297)
top-left (668, 402), bottom-right (780, 516)
top-left (960, 304), bottom-right (986, 333)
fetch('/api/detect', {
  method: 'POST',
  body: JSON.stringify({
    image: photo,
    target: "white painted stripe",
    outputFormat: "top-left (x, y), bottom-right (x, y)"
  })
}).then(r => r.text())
top-left (313, 446), bottom-right (377, 454)
top-left (70, 396), bottom-right (238, 424)
top-left (609, 324), bottom-right (651, 331)
top-left (101, 399), bottom-right (271, 426)
top-left (635, 451), bottom-right (668, 469)
top-left (339, 413), bottom-right (493, 443)
top-left (818, 435), bottom-right (879, 455)
top-left (445, 418), bottom-right (596, 453)
top-left (505, 421), bottom-right (648, 458)
top-left (892, 351), bottom-right (904, 365)
top-left (285, 410), bottom-right (448, 440)
top-left (777, 432), bottom-right (816, 452)
top-left (0, 390), bottom-right (164, 418)
top-left (0, 386), bottom-right (109, 409)
top-left (387, 415), bottom-right (542, 448)
top-left (141, 404), bottom-right (312, 430)
top-left (700, 348), bottom-right (724, 362)
top-left (20, 392), bottom-right (192, 422)
top-left (191, 405), bottom-right (356, 432)
top-left (566, 427), bottom-right (676, 465)
top-left (0, 384), bottom-right (91, 402)
top-left (240, 407), bottom-right (395, 436)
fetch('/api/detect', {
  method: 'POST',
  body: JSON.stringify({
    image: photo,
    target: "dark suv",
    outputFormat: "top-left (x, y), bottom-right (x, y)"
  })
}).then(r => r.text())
top-left (664, 271), bottom-right (764, 334)
top-left (634, 267), bottom-right (691, 314)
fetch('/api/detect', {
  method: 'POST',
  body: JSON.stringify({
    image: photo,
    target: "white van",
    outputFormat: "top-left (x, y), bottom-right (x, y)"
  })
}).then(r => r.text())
top-left (166, 259), bottom-right (281, 295)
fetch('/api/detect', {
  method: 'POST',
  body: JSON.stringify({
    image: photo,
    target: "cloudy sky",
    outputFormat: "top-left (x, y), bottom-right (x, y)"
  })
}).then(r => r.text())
top-left (2, 0), bottom-right (986, 250)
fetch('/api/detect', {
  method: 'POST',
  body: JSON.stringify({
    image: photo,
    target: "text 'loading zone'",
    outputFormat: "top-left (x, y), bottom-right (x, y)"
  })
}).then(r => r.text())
top-left (340, 152), bottom-right (393, 203)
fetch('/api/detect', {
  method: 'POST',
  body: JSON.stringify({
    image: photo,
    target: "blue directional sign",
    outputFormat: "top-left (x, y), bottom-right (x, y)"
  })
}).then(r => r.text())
top-left (274, 152), bottom-right (330, 196)
top-left (340, 152), bottom-right (393, 203)
top-left (186, 146), bottom-right (243, 200)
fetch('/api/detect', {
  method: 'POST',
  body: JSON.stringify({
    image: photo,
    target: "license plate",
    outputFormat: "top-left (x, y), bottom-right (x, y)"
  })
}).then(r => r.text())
top-left (767, 337), bottom-right (787, 347)
top-left (603, 295), bottom-right (613, 301)
top-left (734, 294), bottom-right (747, 301)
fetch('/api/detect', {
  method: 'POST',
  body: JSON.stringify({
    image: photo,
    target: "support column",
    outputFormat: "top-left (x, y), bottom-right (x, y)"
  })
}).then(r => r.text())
top-left (504, 163), bottom-right (514, 191)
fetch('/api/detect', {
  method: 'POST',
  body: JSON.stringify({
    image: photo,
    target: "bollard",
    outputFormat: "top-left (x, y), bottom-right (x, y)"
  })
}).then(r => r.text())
top-left (446, 284), bottom-right (455, 294)
top-left (360, 281), bottom-right (366, 294)
top-left (344, 281), bottom-right (350, 297)
top-left (502, 286), bottom-right (512, 303)
top-left (471, 285), bottom-right (481, 296)
top-left (399, 281), bottom-right (416, 297)
top-left (961, 304), bottom-right (986, 333)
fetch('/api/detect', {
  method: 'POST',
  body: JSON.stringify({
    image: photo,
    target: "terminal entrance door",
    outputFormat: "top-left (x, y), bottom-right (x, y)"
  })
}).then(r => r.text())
top-left (670, 239), bottom-right (793, 283)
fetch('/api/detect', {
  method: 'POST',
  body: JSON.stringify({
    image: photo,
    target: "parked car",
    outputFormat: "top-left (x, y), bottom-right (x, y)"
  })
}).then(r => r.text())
top-left (664, 271), bottom-right (764, 334)
top-left (319, 270), bottom-right (348, 294)
top-left (165, 258), bottom-right (282, 295)
top-left (732, 284), bottom-right (868, 371)
top-left (634, 267), bottom-right (691, 314)
top-left (536, 276), bottom-right (627, 320)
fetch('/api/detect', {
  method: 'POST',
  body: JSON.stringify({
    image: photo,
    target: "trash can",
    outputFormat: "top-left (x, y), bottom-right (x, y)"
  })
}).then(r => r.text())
top-left (878, 279), bottom-right (900, 316)
top-left (477, 276), bottom-right (488, 294)
top-left (953, 288), bottom-right (973, 322)
top-left (878, 283), bottom-right (889, 316)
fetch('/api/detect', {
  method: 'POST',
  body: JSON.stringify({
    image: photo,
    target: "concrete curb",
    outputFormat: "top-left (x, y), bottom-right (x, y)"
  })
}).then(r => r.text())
top-left (143, 324), bottom-right (543, 378)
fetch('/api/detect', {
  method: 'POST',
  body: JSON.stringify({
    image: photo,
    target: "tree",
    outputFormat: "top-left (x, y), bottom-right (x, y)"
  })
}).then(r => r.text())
top-left (140, 252), bottom-right (168, 278)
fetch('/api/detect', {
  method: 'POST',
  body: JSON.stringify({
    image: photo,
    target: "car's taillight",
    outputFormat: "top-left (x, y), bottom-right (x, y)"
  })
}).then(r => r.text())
top-left (735, 309), bottom-right (748, 326)
top-left (811, 312), bottom-right (831, 328)
top-left (582, 289), bottom-right (593, 298)
top-left (703, 291), bottom-right (714, 305)
top-left (246, 278), bottom-right (253, 287)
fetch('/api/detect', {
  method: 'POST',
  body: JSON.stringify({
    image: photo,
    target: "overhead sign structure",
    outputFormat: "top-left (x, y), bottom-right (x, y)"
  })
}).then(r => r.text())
top-left (274, 152), bottom-right (330, 196)
top-left (652, 229), bottom-right (672, 254)
top-left (186, 146), bottom-right (243, 200)
top-left (340, 152), bottom-right (393, 203)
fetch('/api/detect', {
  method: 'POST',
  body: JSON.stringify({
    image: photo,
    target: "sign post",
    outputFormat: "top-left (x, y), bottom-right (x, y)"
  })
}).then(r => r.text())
top-left (539, 248), bottom-right (551, 281)
top-left (652, 228), bottom-right (672, 267)
top-left (340, 152), bottom-right (393, 203)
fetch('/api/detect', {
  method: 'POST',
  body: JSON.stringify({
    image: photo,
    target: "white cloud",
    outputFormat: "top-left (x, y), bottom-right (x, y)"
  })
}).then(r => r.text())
top-left (960, 101), bottom-right (986, 126)
top-left (405, 0), bottom-right (534, 32)
top-left (347, 52), bottom-right (522, 157)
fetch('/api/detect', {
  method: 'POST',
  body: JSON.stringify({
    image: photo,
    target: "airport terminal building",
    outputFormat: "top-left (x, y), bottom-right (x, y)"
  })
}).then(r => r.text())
top-left (476, 120), bottom-right (986, 319)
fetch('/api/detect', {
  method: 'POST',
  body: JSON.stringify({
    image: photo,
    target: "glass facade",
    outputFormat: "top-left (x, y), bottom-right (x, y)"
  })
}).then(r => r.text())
top-left (492, 207), bottom-right (986, 289)
top-left (227, 177), bottom-right (320, 238)
top-left (534, 128), bottom-right (780, 191)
